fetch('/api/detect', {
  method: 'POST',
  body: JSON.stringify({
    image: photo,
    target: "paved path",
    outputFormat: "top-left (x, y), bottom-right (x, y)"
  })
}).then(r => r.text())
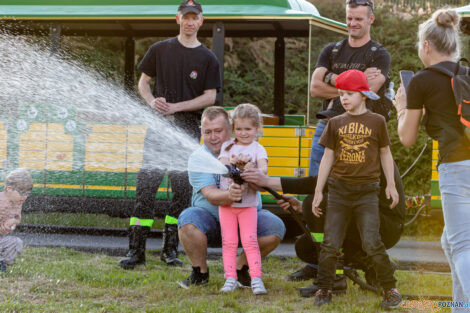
top-left (15, 232), bottom-right (450, 272)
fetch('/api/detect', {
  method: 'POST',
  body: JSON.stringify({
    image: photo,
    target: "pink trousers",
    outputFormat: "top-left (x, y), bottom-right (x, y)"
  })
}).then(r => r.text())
top-left (219, 205), bottom-right (262, 279)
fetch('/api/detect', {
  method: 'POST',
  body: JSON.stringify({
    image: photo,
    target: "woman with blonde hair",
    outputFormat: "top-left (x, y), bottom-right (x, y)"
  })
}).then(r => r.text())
top-left (394, 8), bottom-right (470, 309)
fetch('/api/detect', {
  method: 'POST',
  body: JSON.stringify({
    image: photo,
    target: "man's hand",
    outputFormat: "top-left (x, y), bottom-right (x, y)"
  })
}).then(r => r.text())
top-left (364, 67), bottom-right (381, 83)
top-left (276, 195), bottom-right (302, 213)
top-left (240, 168), bottom-right (268, 186)
top-left (312, 191), bottom-right (323, 217)
top-left (151, 97), bottom-right (181, 116)
top-left (386, 185), bottom-right (399, 209)
top-left (228, 182), bottom-right (244, 202)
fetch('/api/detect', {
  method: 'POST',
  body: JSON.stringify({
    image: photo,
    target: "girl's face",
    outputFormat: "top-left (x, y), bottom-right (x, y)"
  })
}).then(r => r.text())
top-left (234, 118), bottom-right (258, 145)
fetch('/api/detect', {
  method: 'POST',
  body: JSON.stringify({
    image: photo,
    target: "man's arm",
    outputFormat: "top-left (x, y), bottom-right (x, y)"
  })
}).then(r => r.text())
top-left (200, 183), bottom-right (243, 206)
top-left (366, 49), bottom-right (391, 93)
top-left (138, 72), bottom-right (217, 115)
top-left (364, 68), bottom-right (386, 93)
top-left (138, 73), bottom-right (156, 106)
top-left (241, 168), bottom-right (282, 191)
top-left (166, 89), bottom-right (217, 114)
top-left (380, 146), bottom-right (399, 208)
top-left (310, 67), bottom-right (340, 99)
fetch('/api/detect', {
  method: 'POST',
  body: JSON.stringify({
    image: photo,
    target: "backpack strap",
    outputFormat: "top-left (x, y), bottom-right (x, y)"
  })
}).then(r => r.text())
top-left (328, 39), bottom-right (347, 68)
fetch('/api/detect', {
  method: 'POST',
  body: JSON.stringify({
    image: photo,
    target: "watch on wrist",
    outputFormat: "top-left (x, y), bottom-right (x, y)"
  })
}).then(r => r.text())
top-left (324, 72), bottom-right (334, 85)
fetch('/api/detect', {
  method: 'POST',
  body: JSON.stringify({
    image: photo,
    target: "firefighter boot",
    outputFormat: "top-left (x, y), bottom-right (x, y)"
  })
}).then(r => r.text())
top-left (160, 224), bottom-right (183, 267)
top-left (118, 225), bottom-right (150, 270)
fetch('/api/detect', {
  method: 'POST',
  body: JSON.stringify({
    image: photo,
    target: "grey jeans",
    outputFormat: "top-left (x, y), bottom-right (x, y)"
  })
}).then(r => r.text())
top-left (0, 235), bottom-right (23, 265)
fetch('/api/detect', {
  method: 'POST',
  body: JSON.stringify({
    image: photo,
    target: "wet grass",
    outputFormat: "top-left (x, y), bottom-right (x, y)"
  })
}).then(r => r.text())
top-left (0, 247), bottom-right (452, 313)
top-left (22, 213), bottom-right (165, 230)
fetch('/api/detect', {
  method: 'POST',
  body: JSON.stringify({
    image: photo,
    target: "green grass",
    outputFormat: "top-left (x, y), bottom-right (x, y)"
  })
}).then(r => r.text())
top-left (0, 247), bottom-right (453, 312)
top-left (22, 213), bottom-right (165, 230)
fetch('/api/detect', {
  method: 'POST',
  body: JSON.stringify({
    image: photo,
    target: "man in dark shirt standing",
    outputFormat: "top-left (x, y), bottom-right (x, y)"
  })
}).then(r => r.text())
top-left (119, 0), bottom-right (221, 269)
top-left (294, 0), bottom-right (394, 282)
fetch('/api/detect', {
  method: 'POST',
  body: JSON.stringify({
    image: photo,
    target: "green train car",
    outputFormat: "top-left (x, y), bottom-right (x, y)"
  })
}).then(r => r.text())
top-left (0, 104), bottom-right (316, 217)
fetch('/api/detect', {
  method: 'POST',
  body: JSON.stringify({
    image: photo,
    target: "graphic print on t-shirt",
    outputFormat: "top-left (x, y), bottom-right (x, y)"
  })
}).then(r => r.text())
top-left (338, 122), bottom-right (372, 164)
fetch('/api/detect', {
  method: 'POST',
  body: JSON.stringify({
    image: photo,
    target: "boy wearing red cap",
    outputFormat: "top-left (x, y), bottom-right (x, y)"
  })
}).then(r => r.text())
top-left (311, 69), bottom-right (402, 309)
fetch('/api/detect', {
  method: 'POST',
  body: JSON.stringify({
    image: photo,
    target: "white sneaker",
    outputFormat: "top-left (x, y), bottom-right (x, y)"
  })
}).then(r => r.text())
top-left (251, 277), bottom-right (267, 295)
top-left (220, 277), bottom-right (238, 293)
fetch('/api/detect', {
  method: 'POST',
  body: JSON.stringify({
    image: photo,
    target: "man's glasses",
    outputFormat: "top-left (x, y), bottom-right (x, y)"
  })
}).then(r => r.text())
top-left (346, 0), bottom-right (374, 10)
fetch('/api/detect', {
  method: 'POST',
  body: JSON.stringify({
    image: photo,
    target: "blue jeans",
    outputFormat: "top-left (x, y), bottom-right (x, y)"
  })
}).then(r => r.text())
top-left (438, 160), bottom-right (470, 311)
top-left (308, 120), bottom-right (326, 177)
top-left (177, 206), bottom-right (286, 247)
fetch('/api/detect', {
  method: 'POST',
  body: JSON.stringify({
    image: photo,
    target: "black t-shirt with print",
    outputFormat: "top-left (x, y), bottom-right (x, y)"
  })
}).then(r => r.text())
top-left (138, 37), bottom-right (221, 133)
top-left (315, 40), bottom-right (391, 113)
top-left (319, 110), bottom-right (391, 185)
top-left (407, 61), bottom-right (470, 165)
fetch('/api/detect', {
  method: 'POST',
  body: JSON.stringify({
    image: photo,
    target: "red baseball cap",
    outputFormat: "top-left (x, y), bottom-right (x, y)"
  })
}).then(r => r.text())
top-left (335, 69), bottom-right (380, 100)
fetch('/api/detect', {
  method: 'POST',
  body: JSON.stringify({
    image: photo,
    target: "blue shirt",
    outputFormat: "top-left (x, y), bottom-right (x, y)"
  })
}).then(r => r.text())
top-left (188, 145), bottom-right (262, 221)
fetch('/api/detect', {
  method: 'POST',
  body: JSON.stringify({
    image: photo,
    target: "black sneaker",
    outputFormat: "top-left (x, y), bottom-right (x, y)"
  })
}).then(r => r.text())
top-left (0, 261), bottom-right (6, 273)
top-left (178, 267), bottom-right (209, 289)
top-left (314, 289), bottom-right (332, 306)
top-left (381, 288), bottom-right (403, 309)
top-left (287, 265), bottom-right (318, 281)
top-left (237, 265), bottom-right (251, 288)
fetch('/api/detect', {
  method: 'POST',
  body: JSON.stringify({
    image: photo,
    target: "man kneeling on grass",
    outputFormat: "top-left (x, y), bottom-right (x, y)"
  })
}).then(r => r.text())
top-left (177, 106), bottom-right (285, 290)
top-left (0, 168), bottom-right (33, 273)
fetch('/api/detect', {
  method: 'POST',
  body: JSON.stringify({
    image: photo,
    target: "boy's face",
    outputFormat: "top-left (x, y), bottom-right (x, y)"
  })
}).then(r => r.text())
top-left (338, 90), bottom-right (366, 113)
top-left (4, 186), bottom-right (30, 207)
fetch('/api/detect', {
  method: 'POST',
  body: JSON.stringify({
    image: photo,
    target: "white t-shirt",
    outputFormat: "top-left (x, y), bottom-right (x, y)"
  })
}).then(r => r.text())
top-left (218, 139), bottom-right (268, 207)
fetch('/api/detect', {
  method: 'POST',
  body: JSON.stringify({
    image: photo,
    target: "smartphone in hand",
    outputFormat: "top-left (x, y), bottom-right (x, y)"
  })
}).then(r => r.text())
top-left (399, 70), bottom-right (414, 93)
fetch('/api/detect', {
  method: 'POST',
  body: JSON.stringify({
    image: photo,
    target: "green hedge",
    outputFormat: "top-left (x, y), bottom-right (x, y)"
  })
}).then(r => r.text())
top-left (57, 0), bottom-right (470, 195)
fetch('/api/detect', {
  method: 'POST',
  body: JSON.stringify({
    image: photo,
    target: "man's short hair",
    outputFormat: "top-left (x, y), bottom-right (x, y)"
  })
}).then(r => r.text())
top-left (5, 168), bottom-right (33, 193)
top-left (201, 106), bottom-right (230, 126)
top-left (347, 0), bottom-right (374, 16)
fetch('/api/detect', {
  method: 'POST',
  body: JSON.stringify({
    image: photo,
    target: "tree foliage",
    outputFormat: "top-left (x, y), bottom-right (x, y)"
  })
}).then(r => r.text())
top-left (59, 0), bottom-right (469, 195)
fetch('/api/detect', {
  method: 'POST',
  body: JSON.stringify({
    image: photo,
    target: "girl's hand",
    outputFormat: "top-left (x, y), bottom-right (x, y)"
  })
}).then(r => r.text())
top-left (244, 161), bottom-right (255, 170)
top-left (394, 84), bottom-right (406, 114)
top-left (276, 195), bottom-right (302, 213)
top-left (312, 191), bottom-right (323, 217)
top-left (229, 155), bottom-right (239, 166)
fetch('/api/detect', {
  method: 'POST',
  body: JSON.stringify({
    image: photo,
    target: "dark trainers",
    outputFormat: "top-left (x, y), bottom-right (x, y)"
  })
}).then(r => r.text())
top-left (237, 265), bottom-right (251, 288)
top-left (299, 275), bottom-right (347, 298)
top-left (178, 266), bottom-right (209, 289)
top-left (287, 265), bottom-right (318, 281)
top-left (0, 261), bottom-right (6, 273)
top-left (314, 289), bottom-right (332, 306)
top-left (381, 288), bottom-right (403, 309)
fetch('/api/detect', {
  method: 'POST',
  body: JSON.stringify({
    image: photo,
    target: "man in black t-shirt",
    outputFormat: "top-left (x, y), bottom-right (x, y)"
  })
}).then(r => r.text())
top-left (118, 0), bottom-right (221, 270)
top-left (297, 0), bottom-right (396, 282)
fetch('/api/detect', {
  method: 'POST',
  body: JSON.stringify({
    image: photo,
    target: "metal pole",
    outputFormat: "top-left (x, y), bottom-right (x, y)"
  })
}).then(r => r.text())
top-left (212, 22), bottom-right (225, 106)
top-left (124, 37), bottom-right (135, 92)
top-left (274, 37), bottom-right (285, 125)
top-left (49, 24), bottom-right (61, 55)
top-left (307, 21), bottom-right (312, 125)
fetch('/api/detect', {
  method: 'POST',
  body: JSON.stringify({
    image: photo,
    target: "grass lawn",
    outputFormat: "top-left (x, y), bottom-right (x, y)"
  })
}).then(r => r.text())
top-left (0, 247), bottom-right (452, 313)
